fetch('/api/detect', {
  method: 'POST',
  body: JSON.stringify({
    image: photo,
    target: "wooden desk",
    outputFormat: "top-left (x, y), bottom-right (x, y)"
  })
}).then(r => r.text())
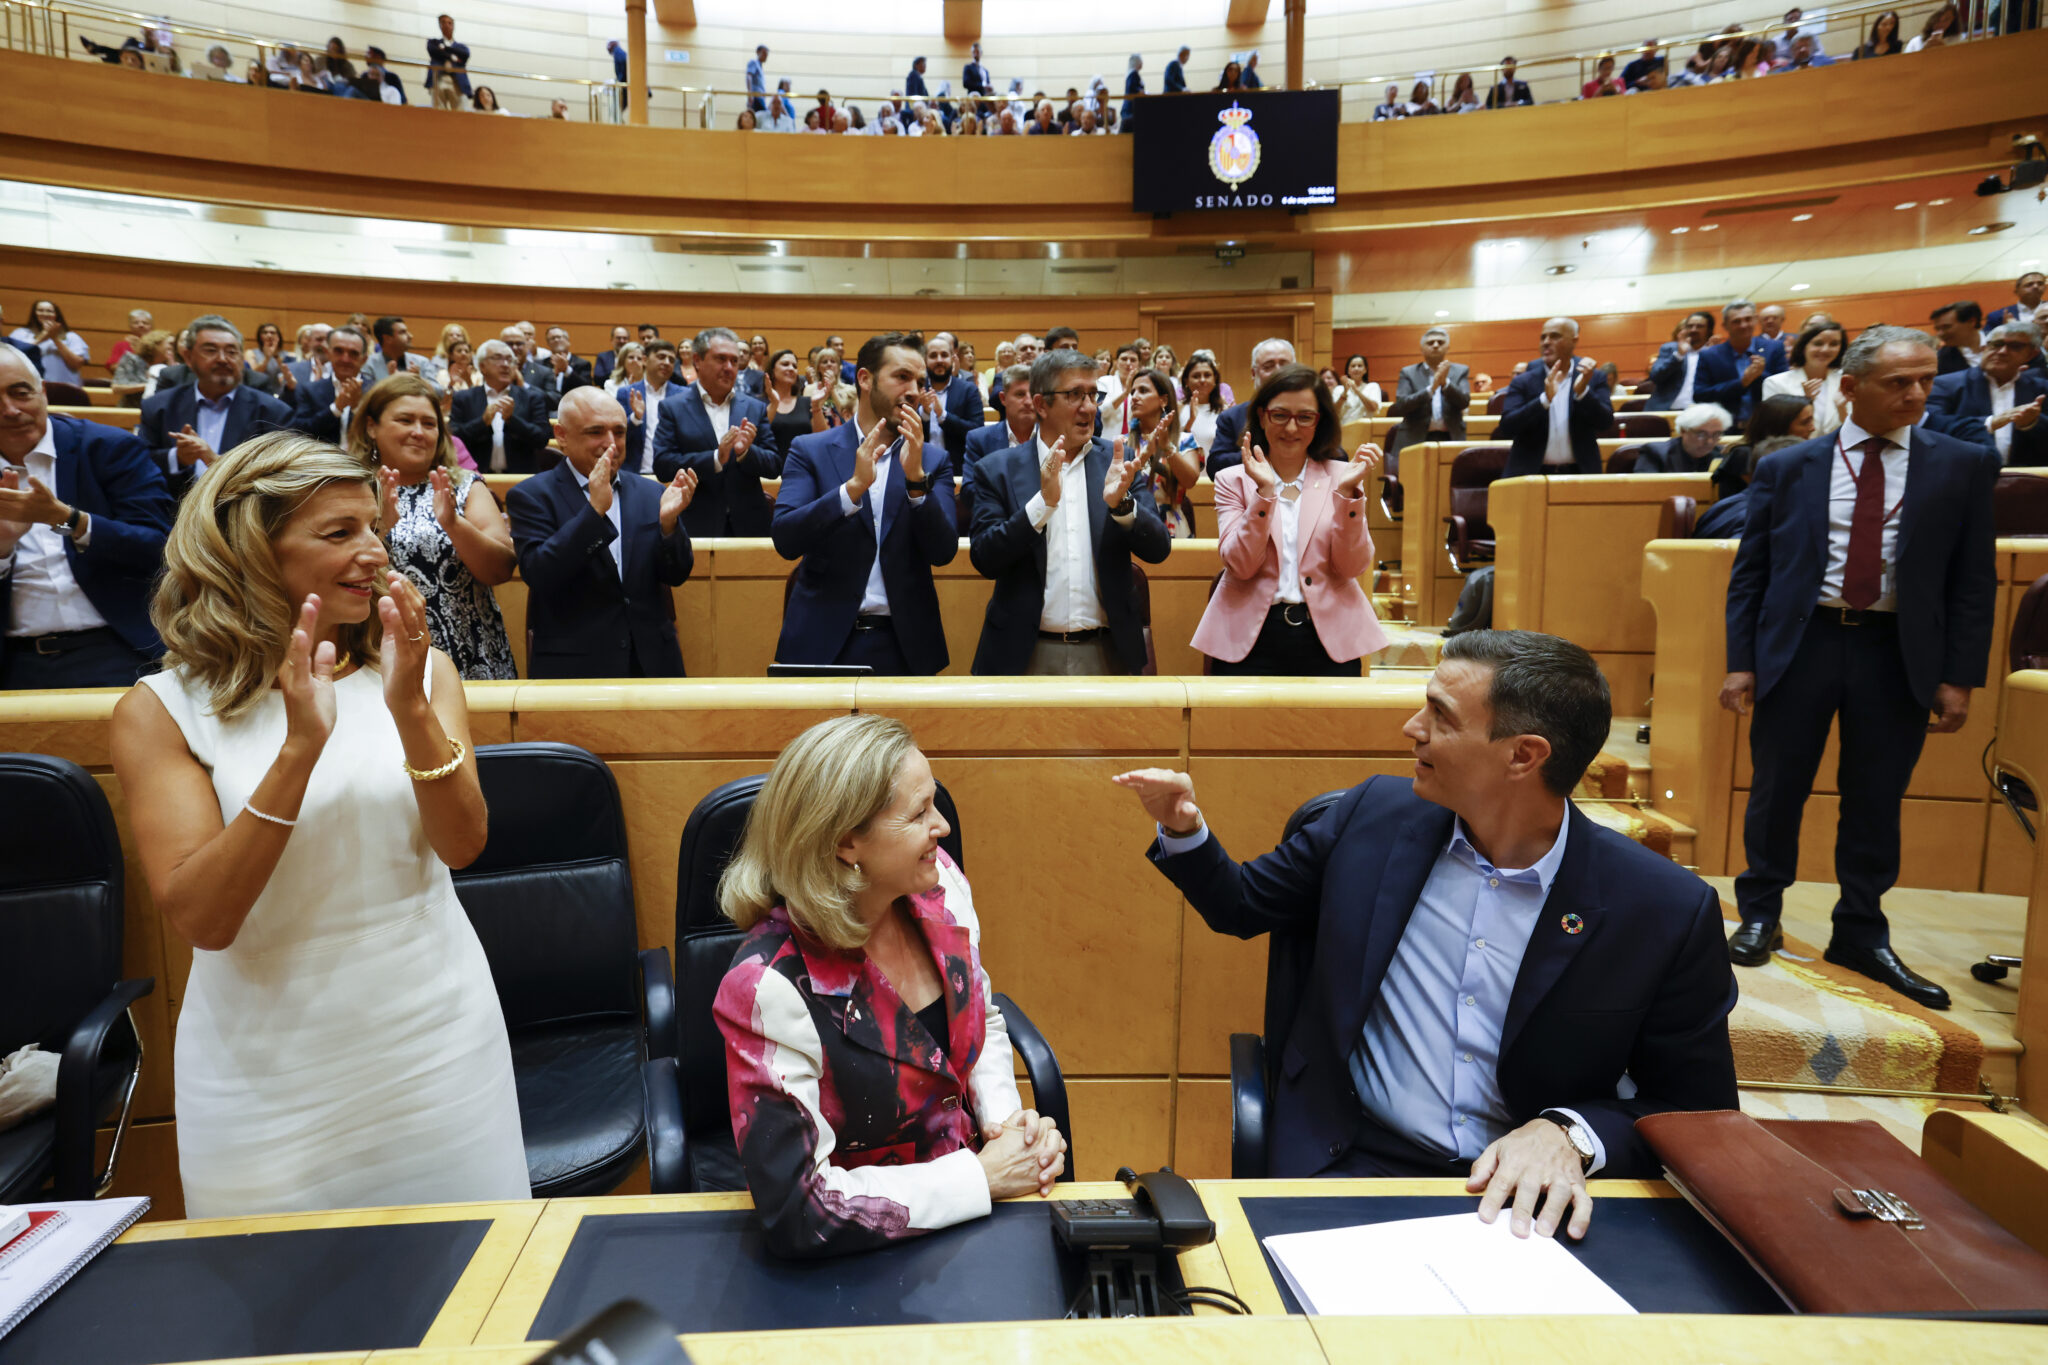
top-left (52, 404), bottom-right (141, 429)
top-left (1990, 673), bottom-right (2048, 1110)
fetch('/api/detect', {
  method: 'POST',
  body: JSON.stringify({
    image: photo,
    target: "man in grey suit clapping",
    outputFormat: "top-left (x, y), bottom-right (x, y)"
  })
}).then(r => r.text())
top-left (1384, 327), bottom-right (1469, 476)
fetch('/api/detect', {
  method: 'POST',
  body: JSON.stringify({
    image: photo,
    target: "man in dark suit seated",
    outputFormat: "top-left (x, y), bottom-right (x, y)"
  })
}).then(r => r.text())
top-left (505, 388), bottom-right (698, 679)
top-left (1484, 55), bottom-right (1533, 108)
top-left (1633, 402), bottom-right (1731, 473)
top-left (1384, 327), bottom-right (1469, 477)
top-left (0, 346), bottom-right (174, 689)
top-left (1115, 629), bottom-right (1737, 1234)
top-left (1496, 318), bottom-right (1612, 478)
top-left (1646, 311), bottom-right (1715, 411)
top-left (450, 340), bottom-right (554, 473)
top-left (1929, 300), bottom-right (1986, 376)
top-left (1693, 299), bottom-right (1785, 424)
top-left (924, 331), bottom-right (984, 467)
top-left (1693, 436), bottom-right (1799, 540)
top-left (650, 326), bottom-right (781, 538)
top-left (138, 314), bottom-right (293, 499)
top-left (1722, 327), bottom-right (1998, 1009)
top-left (1923, 322), bottom-right (2047, 466)
top-left (772, 332), bottom-right (958, 677)
top-left (1206, 337), bottom-right (1298, 476)
top-left (287, 323), bottom-right (369, 444)
top-left (965, 348), bottom-right (1168, 675)
top-left (1986, 271), bottom-right (2045, 331)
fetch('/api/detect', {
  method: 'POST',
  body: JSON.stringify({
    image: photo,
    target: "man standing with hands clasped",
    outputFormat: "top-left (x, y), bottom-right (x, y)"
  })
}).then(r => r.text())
top-left (772, 332), bottom-right (959, 676)
top-left (1113, 630), bottom-right (1738, 1236)
top-left (1722, 326), bottom-right (1998, 1009)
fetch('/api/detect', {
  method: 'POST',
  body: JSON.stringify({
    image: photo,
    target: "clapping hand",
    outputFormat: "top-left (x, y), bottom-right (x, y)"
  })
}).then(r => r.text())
top-left (1740, 351), bottom-right (1767, 385)
top-left (280, 364), bottom-right (297, 393)
top-left (277, 595), bottom-right (338, 754)
top-left (1242, 443), bottom-right (1282, 497)
top-left (1542, 361), bottom-right (1569, 404)
top-left (1571, 358), bottom-right (1596, 399)
top-left (172, 424), bottom-right (214, 468)
top-left (1038, 436), bottom-right (1073, 507)
top-left (1103, 434), bottom-right (1145, 509)
top-left (658, 468), bottom-right (698, 534)
top-left (1110, 768), bottom-right (1203, 836)
top-left (1802, 376), bottom-right (1825, 401)
top-left (718, 419), bottom-right (758, 468)
top-left (335, 374), bottom-right (363, 411)
top-left (376, 463), bottom-right (403, 532)
top-left (1335, 441), bottom-right (1384, 499)
top-left (585, 449), bottom-right (617, 516)
top-left (846, 420), bottom-right (888, 501)
top-left (429, 467), bottom-right (458, 532)
top-left (629, 387), bottom-right (646, 424)
top-left (894, 399), bottom-right (926, 483)
top-left (2007, 397), bottom-right (2043, 431)
top-left (1430, 361), bottom-right (1451, 392)
top-left (485, 392), bottom-right (513, 424)
top-left (0, 469), bottom-right (44, 558)
top-left (377, 570), bottom-right (433, 718)
top-left (1142, 415), bottom-right (1174, 463)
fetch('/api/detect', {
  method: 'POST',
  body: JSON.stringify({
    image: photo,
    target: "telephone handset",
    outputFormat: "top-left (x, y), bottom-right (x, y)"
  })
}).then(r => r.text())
top-left (1049, 1166), bottom-right (1214, 1252)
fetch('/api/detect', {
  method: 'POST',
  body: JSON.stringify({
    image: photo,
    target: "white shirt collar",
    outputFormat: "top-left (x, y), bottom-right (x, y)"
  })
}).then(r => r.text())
top-left (30, 419), bottom-right (57, 462)
top-left (1838, 416), bottom-right (1915, 451)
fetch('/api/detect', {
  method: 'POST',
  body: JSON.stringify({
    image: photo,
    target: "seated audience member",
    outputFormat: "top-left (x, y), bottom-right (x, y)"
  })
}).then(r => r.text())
top-left (1386, 328), bottom-right (1470, 476)
top-left (356, 46), bottom-right (407, 103)
top-left (1987, 271), bottom-right (2046, 330)
top-left (1485, 56), bottom-right (1533, 108)
top-left (321, 37), bottom-right (356, 90)
top-left (1722, 37), bottom-right (1772, 79)
top-left (966, 364), bottom-right (1037, 477)
top-left (924, 332), bottom-right (984, 466)
top-left (0, 346), bottom-right (173, 689)
top-left (1179, 355), bottom-right (1227, 460)
top-left (288, 52), bottom-right (334, 95)
top-left (982, 340), bottom-right (1016, 396)
top-left (1371, 84), bottom-right (1405, 120)
top-left (1115, 629), bottom-right (1738, 1222)
top-left (773, 333), bottom-right (957, 676)
top-left (1859, 9), bottom-right (1904, 57)
top-left (364, 316), bottom-right (442, 393)
top-left (1762, 321), bottom-right (1848, 433)
top-left (112, 430), bottom-right (528, 1218)
top-left (1924, 322), bottom-right (2047, 465)
top-left (195, 44), bottom-right (240, 82)
top-left (1784, 33), bottom-right (1834, 68)
top-left (966, 349), bottom-right (1167, 675)
top-left (765, 348), bottom-right (826, 455)
top-left (289, 323), bottom-right (370, 445)
top-left (10, 300), bottom-right (91, 387)
top-left (1633, 402), bottom-right (1731, 473)
top-left (605, 345), bottom-right (644, 396)
top-left (1123, 367), bottom-right (1199, 538)
top-left (506, 388), bottom-right (697, 678)
top-left (1217, 60), bottom-right (1245, 92)
top-left (593, 326), bottom-right (633, 387)
top-left (244, 324), bottom-right (290, 397)
top-left (1694, 436), bottom-right (1801, 539)
top-left (106, 308), bottom-right (152, 371)
top-left (1716, 394), bottom-right (1816, 499)
top-left (1694, 299), bottom-right (1785, 423)
top-left (113, 329), bottom-right (174, 407)
top-left (353, 375), bottom-right (517, 680)
top-left (1904, 3), bottom-right (1961, 51)
top-left (449, 340), bottom-right (552, 473)
top-left (1647, 311), bottom-right (1716, 411)
top-left (716, 715), bottom-right (1064, 1257)
top-left (1581, 55), bottom-right (1625, 98)
top-left (622, 339), bottom-right (684, 475)
top-left (141, 315), bottom-right (294, 496)
top-left (442, 339), bottom-right (481, 395)
top-left (651, 327), bottom-right (781, 537)
top-left (1931, 300), bottom-right (1986, 375)
top-left (1207, 338), bottom-right (1299, 475)
top-left (472, 86), bottom-right (510, 115)
top-left (1403, 79), bottom-right (1439, 116)
top-left (1445, 72), bottom-right (1483, 112)
top-left (1621, 39), bottom-right (1664, 88)
top-left (1497, 318), bottom-right (1612, 478)
top-left (1194, 365), bottom-right (1386, 676)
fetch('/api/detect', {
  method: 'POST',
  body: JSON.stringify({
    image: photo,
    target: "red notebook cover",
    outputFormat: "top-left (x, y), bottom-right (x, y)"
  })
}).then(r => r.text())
top-left (0, 1211), bottom-right (67, 1273)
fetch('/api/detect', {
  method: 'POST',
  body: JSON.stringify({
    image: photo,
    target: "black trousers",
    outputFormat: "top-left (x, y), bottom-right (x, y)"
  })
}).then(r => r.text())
top-left (1734, 612), bottom-right (1929, 949)
top-left (1321, 1110), bottom-right (1469, 1179)
top-left (0, 628), bottom-right (156, 690)
top-left (1209, 604), bottom-right (1362, 678)
top-left (832, 617), bottom-right (913, 676)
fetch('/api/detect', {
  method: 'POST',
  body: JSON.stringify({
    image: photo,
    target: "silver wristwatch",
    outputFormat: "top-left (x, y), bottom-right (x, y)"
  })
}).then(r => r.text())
top-left (1542, 1111), bottom-right (1596, 1173)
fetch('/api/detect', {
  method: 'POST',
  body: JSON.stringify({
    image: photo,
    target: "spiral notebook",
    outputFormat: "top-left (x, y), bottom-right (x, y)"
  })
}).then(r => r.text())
top-left (0, 1197), bottom-right (150, 1338)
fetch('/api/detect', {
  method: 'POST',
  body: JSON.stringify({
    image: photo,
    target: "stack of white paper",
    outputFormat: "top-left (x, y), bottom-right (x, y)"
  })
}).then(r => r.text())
top-left (1262, 1212), bottom-right (1637, 1316)
top-left (0, 1197), bottom-right (150, 1338)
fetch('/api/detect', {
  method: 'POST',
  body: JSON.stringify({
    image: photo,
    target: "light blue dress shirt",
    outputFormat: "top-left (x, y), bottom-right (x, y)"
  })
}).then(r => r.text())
top-left (1160, 811), bottom-right (1603, 1171)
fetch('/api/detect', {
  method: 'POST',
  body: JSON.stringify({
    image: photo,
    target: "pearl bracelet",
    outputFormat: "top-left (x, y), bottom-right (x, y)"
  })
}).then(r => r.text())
top-left (244, 801), bottom-right (298, 828)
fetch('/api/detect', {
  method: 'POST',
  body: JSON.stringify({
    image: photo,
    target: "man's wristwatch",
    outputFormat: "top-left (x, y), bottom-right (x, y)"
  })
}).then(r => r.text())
top-left (1110, 494), bottom-right (1137, 517)
top-left (1541, 1111), bottom-right (1596, 1173)
top-left (58, 505), bottom-right (85, 541)
top-left (902, 477), bottom-right (930, 494)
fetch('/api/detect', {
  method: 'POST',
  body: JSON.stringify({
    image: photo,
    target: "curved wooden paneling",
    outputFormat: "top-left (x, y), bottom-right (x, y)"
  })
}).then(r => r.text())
top-left (4, 36), bottom-right (2044, 241)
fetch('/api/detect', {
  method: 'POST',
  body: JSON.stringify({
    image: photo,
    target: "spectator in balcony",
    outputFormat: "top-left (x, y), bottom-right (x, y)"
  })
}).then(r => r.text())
top-left (426, 13), bottom-right (471, 97)
top-left (609, 39), bottom-right (629, 112)
top-left (766, 79), bottom-right (799, 130)
top-left (802, 108), bottom-right (821, 132)
top-left (906, 55), bottom-right (929, 100)
top-left (1486, 56), bottom-right (1533, 108)
top-left (10, 300), bottom-right (90, 388)
top-left (1243, 52), bottom-right (1264, 89)
top-left (1857, 11), bottom-right (1904, 58)
top-left (1217, 60), bottom-right (1245, 92)
top-left (195, 45), bottom-right (241, 83)
top-left (353, 47), bottom-right (406, 104)
top-left (1763, 321), bottom-right (1847, 434)
top-left (322, 37), bottom-right (357, 91)
top-left (1581, 56), bottom-right (1625, 98)
top-left (1404, 79), bottom-right (1440, 115)
top-left (993, 106), bottom-right (1021, 136)
top-left (747, 44), bottom-right (769, 115)
top-left (963, 42), bottom-right (992, 102)
top-left (1904, 4), bottom-right (1962, 52)
top-left (1621, 40), bottom-right (1664, 89)
top-left (289, 51), bottom-right (334, 95)
top-left (1071, 106), bottom-right (1105, 136)
top-left (1444, 73), bottom-right (1483, 111)
top-left (1165, 45), bottom-right (1189, 94)
top-left (1372, 83), bottom-right (1405, 120)
top-left (473, 86), bottom-right (511, 115)
top-left (549, 99), bottom-right (570, 119)
top-left (1783, 33), bottom-right (1835, 69)
top-left (1027, 100), bottom-right (1056, 135)
top-left (1723, 38), bottom-right (1773, 80)
top-left (1123, 54), bottom-right (1143, 128)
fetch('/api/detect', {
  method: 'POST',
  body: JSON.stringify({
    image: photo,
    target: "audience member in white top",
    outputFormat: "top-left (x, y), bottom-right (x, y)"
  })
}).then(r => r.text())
top-left (9, 300), bottom-right (90, 387)
top-left (1762, 321), bottom-right (1849, 434)
top-left (1903, 4), bottom-right (1962, 52)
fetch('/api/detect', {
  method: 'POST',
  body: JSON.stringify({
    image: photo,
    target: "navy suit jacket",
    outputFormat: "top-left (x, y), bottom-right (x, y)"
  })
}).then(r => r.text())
top-left (1645, 341), bottom-right (1702, 411)
top-left (649, 384), bottom-right (782, 537)
top-left (619, 380), bottom-right (668, 472)
top-left (0, 416), bottom-right (173, 664)
top-left (1726, 428), bottom-right (1998, 709)
top-left (1205, 401), bottom-right (1251, 477)
top-left (933, 371), bottom-right (984, 463)
top-left (504, 460), bottom-right (694, 679)
top-left (771, 422), bottom-right (960, 674)
top-left (1936, 346), bottom-right (1975, 377)
top-left (1495, 361), bottom-right (1614, 477)
top-left (1631, 434), bottom-right (1707, 474)
top-left (1693, 490), bottom-right (1749, 539)
top-left (965, 421), bottom-right (1033, 470)
top-left (1925, 367), bottom-right (2048, 466)
top-left (1164, 60), bottom-right (1186, 93)
top-left (138, 383), bottom-right (293, 496)
top-left (286, 376), bottom-right (363, 444)
top-left (1693, 337), bottom-right (1785, 421)
top-left (1149, 777), bottom-right (1738, 1179)
top-left (449, 385), bottom-right (554, 474)
top-left (964, 437), bottom-right (1171, 674)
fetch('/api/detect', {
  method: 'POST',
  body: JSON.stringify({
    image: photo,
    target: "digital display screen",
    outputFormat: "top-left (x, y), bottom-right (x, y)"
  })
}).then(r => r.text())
top-left (1131, 90), bottom-right (1341, 214)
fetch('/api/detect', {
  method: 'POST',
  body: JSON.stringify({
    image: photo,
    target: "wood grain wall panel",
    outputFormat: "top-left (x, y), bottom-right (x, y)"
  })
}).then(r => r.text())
top-left (1017, 1079), bottom-right (1172, 1185)
top-left (1724, 792), bottom-right (1991, 894)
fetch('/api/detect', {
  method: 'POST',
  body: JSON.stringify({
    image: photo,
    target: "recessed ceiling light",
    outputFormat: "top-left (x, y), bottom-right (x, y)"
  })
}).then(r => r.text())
top-left (2022, 258), bottom-right (2042, 266)
top-left (1545, 265), bottom-right (1576, 275)
top-left (1791, 213), bottom-right (1814, 222)
top-left (1969, 221), bottom-right (2017, 235)
top-left (1500, 239), bottom-right (1521, 248)
top-left (1928, 197), bottom-right (1952, 206)
top-left (1894, 201), bottom-right (1918, 210)
top-left (1434, 310), bottom-right (1450, 317)
top-left (1699, 223), bottom-right (1719, 232)
top-left (1790, 283), bottom-right (1811, 291)
top-left (1669, 226), bottom-right (1690, 234)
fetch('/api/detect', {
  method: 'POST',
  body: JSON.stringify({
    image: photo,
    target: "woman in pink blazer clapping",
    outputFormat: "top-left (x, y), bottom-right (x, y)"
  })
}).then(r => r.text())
top-left (1193, 364), bottom-right (1387, 676)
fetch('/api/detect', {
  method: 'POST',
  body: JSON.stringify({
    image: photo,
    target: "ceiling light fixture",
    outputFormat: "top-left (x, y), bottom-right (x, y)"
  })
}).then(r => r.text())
top-left (1790, 283), bottom-right (1811, 291)
top-left (1928, 197), bottom-right (1952, 206)
top-left (1669, 226), bottom-right (1690, 234)
top-left (1699, 223), bottom-right (1719, 232)
top-left (1434, 309), bottom-right (1450, 317)
top-left (1894, 201), bottom-right (1918, 210)
top-left (1545, 265), bottom-right (1575, 275)
top-left (1969, 221), bottom-right (2017, 235)
top-left (1791, 213), bottom-right (1814, 222)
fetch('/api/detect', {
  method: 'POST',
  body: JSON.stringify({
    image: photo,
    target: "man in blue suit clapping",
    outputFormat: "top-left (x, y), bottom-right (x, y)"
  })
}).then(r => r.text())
top-left (0, 346), bottom-right (174, 688)
top-left (650, 327), bottom-right (780, 538)
top-left (772, 332), bottom-right (959, 676)
top-left (1693, 299), bottom-right (1785, 424)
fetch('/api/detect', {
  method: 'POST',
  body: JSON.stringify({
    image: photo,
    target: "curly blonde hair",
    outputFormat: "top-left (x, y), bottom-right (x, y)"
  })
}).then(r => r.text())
top-left (718, 714), bottom-right (918, 951)
top-left (152, 431), bottom-right (381, 718)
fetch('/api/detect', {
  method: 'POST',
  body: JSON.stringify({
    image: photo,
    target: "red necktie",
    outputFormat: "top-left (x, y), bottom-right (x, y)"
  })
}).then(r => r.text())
top-left (1841, 437), bottom-right (1889, 610)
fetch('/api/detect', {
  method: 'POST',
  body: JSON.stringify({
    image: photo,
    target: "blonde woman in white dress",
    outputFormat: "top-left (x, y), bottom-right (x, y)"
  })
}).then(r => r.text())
top-left (110, 431), bottom-right (527, 1217)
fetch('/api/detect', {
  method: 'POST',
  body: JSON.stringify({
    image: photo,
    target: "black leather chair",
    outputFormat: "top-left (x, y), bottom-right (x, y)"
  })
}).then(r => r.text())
top-left (1605, 445), bottom-right (1646, 474)
top-left (1993, 471), bottom-right (2048, 537)
top-left (1227, 788), bottom-right (1346, 1180)
top-left (1443, 445), bottom-right (1509, 573)
top-left (0, 754), bottom-right (154, 1203)
top-left (450, 743), bottom-right (678, 1198)
top-left (1657, 495), bottom-right (1700, 540)
top-left (1614, 413), bottom-right (1672, 440)
top-left (42, 380), bottom-right (90, 407)
top-left (648, 773), bottom-right (1074, 1193)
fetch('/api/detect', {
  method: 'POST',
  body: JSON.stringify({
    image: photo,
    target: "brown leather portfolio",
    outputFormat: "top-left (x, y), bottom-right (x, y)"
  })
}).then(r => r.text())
top-left (1635, 1110), bottom-right (2048, 1313)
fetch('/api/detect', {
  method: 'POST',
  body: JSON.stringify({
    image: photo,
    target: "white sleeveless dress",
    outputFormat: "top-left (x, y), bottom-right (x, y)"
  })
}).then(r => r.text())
top-left (141, 662), bottom-right (529, 1217)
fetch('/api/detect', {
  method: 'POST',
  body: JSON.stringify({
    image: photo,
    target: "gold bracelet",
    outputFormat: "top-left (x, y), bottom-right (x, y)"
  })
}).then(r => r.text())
top-left (402, 736), bottom-right (466, 782)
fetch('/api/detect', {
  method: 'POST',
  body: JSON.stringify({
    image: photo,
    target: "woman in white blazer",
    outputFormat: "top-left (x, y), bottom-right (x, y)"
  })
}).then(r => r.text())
top-left (1761, 321), bottom-right (1847, 434)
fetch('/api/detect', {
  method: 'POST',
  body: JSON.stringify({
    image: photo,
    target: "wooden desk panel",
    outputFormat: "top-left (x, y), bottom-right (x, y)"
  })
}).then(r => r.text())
top-left (52, 403), bottom-right (140, 428)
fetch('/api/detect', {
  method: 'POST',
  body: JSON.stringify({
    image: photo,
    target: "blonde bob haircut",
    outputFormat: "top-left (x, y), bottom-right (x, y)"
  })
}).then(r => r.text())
top-left (152, 430), bottom-right (381, 719)
top-left (348, 372), bottom-right (465, 485)
top-left (719, 714), bottom-right (919, 951)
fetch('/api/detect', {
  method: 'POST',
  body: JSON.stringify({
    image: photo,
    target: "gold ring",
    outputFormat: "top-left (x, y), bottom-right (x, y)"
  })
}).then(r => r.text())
top-left (407, 631), bottom-right (426, 643)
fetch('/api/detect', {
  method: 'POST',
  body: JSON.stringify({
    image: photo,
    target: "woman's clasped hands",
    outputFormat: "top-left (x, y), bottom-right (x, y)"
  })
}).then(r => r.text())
top-left (977, 1107), bottom-right (1066, 1198)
